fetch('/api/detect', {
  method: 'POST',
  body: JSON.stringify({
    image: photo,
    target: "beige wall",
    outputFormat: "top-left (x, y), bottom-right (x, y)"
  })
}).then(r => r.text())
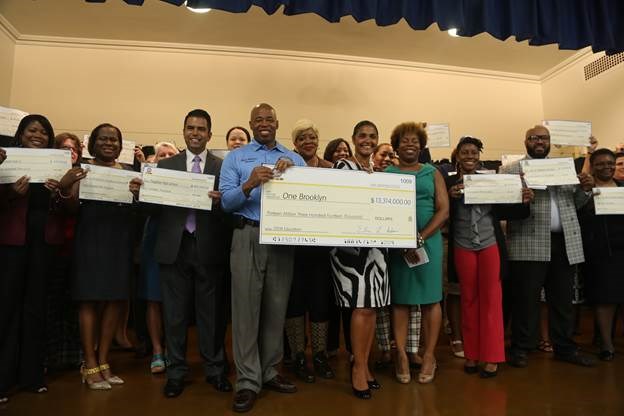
top-left (542, 53), bottom-right (624, 151)
top-left (0, 26), bottom-right (14, 106)
top-left (9, 42), bottom-right (543, 160)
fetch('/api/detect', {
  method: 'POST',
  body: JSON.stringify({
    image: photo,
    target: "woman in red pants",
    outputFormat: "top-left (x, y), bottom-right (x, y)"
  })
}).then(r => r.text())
top-left (446, 136), bottom-right (533, 377)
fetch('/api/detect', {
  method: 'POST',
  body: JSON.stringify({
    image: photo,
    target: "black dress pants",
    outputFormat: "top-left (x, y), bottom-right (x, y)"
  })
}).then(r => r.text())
top-left (160, 232), bottom-right (226, 380)
top-left (510, 233), bottom-right (577, 356)
top-left (0, 237), bottom-right (55, 393)
top-left (286, 247), bottom-right (332, 322)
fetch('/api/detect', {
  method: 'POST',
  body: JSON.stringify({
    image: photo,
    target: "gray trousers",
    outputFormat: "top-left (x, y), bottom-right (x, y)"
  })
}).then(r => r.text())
top-left (231, 225), bottom-right (294, 393)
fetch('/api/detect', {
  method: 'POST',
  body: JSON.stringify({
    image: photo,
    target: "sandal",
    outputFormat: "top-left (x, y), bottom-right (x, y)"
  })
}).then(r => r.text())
top-left (150, 354), bottom-right (166, 374)
top-left (450, 340), bottom-right (465, 358)
top-left (537, 339), bottom-right (554, 353)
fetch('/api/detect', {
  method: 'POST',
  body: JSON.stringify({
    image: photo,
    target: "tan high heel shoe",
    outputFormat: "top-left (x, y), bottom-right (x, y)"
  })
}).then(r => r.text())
top-left (81, 364), bottom-right (112, 390)
top-left (99, 363), bottom-right (124, 385)
top-left (395, 352), bottom-right (411, 384)
top-left (418, 361), bottom-right (437, 384)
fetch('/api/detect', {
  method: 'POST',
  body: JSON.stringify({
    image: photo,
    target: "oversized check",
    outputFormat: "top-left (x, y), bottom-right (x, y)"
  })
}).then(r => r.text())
top-left (543, 120), bottom-right (592, 147)
top-left (0, 106), bottom-right (28, 137)
top-left (520, 158), bottom-right (579, 187)
top-left (79, 163), bottom-right (139, 204)
top-left (139, 166), bottom-right (215, 210)
top-left (501, 154), bottom-right (525, 167)
top-left (260, 166), bottom-right (417, 247)
top-left (117, 140), bottom-right (136, 165)
top-left (0, 148), bottom-right (71, 184)
top-left (425, 123), bottom-right (451, 148)
top-left (593, 187), bottom-right (624, 215)
top-left (463, 174), bottom-right (522, 204)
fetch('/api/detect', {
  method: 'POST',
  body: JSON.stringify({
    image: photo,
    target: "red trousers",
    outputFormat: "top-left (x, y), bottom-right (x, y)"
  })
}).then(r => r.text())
top-left (454, 244), bottom-right (505, 363)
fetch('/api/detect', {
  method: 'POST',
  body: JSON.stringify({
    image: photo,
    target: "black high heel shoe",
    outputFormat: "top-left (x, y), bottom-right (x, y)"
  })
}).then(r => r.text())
top-left (367, 379), bottom-right (381, 389)
top-left (350, 362), bottom-right (373, 399)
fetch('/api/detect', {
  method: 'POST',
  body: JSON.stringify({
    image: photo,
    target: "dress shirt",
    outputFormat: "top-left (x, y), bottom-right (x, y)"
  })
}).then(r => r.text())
top-left (549, 188), bottom-right (563, 232)
top-left (186, 149), bottom-right (207, 173)
top-left (219, 139), bottom-right (305, 221)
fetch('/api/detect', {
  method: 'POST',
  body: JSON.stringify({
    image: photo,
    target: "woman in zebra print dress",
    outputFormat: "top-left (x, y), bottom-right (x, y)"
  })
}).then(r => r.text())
top-left (330, 120), bottom-right (390, 399)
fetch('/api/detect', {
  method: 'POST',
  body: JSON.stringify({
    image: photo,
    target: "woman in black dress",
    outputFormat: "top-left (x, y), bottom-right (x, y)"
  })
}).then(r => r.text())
top-left (580, 148), bottom-right (624, 361)
top-left (59, 123), bottom-right (136, 390)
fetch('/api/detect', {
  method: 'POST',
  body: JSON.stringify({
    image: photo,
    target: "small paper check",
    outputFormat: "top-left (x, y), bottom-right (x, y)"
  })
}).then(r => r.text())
top-left (79, 164), bottom-right (139, 204)
top-left (260, 166), bottom-right (417, 248)
top-left (463, 174), bottom-right (523, 204)
top-left (0, 148), bottom-right (72, 184)
top-left (139, 167), bottom-right (215, 210)
top-left (593, 187), bottom-right (624, 215)
top-left (425, 123), bottom-right (450, 148)
top-left (520, 158), bottom-right (579, 188)
top-left (543, 120), bottom-right (592, 147)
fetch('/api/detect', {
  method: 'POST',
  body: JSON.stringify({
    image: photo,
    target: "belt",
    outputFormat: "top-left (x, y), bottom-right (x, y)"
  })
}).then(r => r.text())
top-left (234, 215), bottom-right (259, 228)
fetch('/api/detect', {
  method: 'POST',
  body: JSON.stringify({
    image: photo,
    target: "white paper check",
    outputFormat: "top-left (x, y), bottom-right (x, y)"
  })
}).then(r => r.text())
top-left (463, 174), bottom-right (523, 204)
top-left (593, 187), bottom-right (624, 215)
top-left (520, 158), bottom-right (579, 188)
top-left (404, 247), bottom-right (429, 268)
top-left (543, 120), bottom-right (592, 147)
top-left (79, 163), bottom-right (139, 204)
top-left (0, 106), bottom-right (28, 137)
top-left (260, 166), bottom-right (418, 248)
top-left (501, 154), bottom-right (525, 167)
top-left (425, 123), bottom-right (451, 148)
top-left (139, 167), bottom-right (215, 211)
top-left (117, 140), bottom-right (136, 165)
top-left (0, 148), bottom-right (72, 184)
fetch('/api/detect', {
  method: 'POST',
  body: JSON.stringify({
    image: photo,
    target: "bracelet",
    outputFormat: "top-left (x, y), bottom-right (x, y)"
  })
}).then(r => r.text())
top-left (416, 233), bottom-right (425, 248)
top-left (58, 189), bottom-right (72, 199)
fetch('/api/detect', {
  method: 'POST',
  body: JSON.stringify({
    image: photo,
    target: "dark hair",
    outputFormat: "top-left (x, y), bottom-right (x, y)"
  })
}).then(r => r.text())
top-left (54, 132), bottom-right (83, 162)
top-left (352, 120), bottom-right (378, 139)
top-left (589, 148), bottom-right (616, 165)
top-left (455, 136), bottom-right (484, 153)
top-left (373, 143), bottom-right (394, 155)
top-left (184, 109), bottom-right (212, 131)
top-left (323, 138), bottom-right (353, 162)
top-left (390, 122), bottom-right (427, 152)
top-left (226, 126), bottom-right (251, 143)
top-left (14, 114), bottom-right (55, 148)
top-left (87, 123), bottom-right (123, 158)
top-left (615, 152), bottom-right (624, 160)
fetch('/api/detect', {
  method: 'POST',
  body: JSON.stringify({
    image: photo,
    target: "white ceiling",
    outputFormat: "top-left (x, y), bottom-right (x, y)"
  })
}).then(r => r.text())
top-left (1, 0), bottom-right (578, 76)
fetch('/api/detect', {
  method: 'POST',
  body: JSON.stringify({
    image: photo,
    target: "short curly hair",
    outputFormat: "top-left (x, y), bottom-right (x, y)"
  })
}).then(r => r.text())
top-left (390, 122), bottom-right (427, 152)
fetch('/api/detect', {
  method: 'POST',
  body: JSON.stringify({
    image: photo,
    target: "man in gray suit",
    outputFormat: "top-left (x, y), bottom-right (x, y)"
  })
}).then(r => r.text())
top-left (130, 109), bottom-right (232, 397)
top-left (500, 125), bottom-right (595, 367)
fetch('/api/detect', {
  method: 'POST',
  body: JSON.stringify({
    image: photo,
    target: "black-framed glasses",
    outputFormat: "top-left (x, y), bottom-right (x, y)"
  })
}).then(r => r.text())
top-left (527, 135), bottom-right (550, 142)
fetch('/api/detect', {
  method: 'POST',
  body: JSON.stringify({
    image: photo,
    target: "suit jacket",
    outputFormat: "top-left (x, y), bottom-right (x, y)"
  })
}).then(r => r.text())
top-left (499, 158), bottom-right (590, 265)
top-left (444, 172), bottom-right (530, 281)
top-left (152, 150), bottom-right (231, 266)
top-left (0, 184), bottom-right (65, 246)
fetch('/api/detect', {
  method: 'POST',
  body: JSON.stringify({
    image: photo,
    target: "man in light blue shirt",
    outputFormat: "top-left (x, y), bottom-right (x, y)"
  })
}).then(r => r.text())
top-left (220, 103), bottom-right (304, 413)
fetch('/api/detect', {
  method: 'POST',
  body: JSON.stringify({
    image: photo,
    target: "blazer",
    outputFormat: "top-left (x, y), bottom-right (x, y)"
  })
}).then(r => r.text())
top-left (152, 150), bottom-right (231, 266)
top-left (0, 184), bottom-right (65, 246)
top-left (444, 172), bottom-right (530, 281)
top-left (499, 158), bottom-right (590, 265)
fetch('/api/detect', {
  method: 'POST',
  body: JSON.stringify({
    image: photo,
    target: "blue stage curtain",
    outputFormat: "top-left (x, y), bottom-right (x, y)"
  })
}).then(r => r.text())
top-left (87, 0), bottom-right (624, 54)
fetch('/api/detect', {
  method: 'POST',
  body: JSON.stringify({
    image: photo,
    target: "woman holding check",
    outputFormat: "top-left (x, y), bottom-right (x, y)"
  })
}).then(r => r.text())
top-left (0, 115), bottom-right (64, 402)
top-left (385, 122), bottom-right (448, 384)
top-left (446, 136), bottom-right (533, 377)
top-left (58, 123), bottom-right (136, 390)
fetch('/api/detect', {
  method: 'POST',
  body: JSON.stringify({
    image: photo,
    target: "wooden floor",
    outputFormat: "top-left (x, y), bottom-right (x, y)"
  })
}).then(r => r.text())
top-left (3, 317), bottom-right (624, 416)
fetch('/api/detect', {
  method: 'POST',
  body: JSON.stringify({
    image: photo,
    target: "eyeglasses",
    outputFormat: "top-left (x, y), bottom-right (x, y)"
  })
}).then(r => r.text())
top-left (527, 135), bottom-right (550, 142)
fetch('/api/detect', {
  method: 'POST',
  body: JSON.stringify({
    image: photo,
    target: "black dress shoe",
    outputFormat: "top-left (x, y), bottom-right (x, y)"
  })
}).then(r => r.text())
top-left (507, 351), bottom-right (528, 368)
top-left (206, 374), bottom-right (233, 392)
top-left (163, 378), bottom-right (185, 398)
top-left (367, 379), bottom-right (381, 390)
top-left (479, 367), bottom-right (498, 378)
top-left (554, 351), bottom-right (596, 367)
top-left (464, 364), bottom-right (479, 375)
top-left (599, 350), bottom-right (615, 361)
top-left (352, 386), bottom-right (372, 399)
top-left (264, 375), bottom-right (297, 393)
top-left (233, 389), bottom-right (257, 413)
top-left (293, 353), bottom-right (315, 383)
top-left (313, 352), bottom-right (335, 379)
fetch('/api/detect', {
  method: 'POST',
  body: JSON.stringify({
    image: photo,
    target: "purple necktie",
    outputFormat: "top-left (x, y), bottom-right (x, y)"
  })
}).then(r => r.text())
top-left (185, 155), bottom-right (202, 233)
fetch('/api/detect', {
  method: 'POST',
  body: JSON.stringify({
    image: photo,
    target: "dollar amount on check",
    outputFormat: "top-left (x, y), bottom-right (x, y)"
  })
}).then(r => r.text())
top-left (259, 166), bottom-right (418, 248)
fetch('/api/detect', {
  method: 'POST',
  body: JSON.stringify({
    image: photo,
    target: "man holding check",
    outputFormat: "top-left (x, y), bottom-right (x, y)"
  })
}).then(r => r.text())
top-left (219, 103), bottom-right (305, 413)
top-left (499, 125), bottom-right (595, 368)
top-left (130, 109), bottom-right (231, 397)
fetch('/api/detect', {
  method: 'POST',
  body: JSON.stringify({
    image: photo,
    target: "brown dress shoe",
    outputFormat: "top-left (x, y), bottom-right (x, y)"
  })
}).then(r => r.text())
top-left (263, 375), bottom-right (297, 393)
top-left (233, 389), bottom-right (257, 413)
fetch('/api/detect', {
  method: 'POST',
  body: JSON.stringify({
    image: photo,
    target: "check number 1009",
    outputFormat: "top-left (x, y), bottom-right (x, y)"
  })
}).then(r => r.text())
top-left (370, 197), bottom-right (412, 206)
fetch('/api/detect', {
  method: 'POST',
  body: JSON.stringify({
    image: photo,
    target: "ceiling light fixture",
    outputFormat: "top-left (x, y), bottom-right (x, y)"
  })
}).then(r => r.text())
top-left (184, 1), bottom-right (211, 14)
top-left (448, 28), bottom-right (460, 37)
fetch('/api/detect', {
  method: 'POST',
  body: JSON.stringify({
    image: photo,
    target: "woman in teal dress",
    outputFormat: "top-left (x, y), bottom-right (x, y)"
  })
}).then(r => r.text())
top-left (385, 122), bottom-right (448, 384)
